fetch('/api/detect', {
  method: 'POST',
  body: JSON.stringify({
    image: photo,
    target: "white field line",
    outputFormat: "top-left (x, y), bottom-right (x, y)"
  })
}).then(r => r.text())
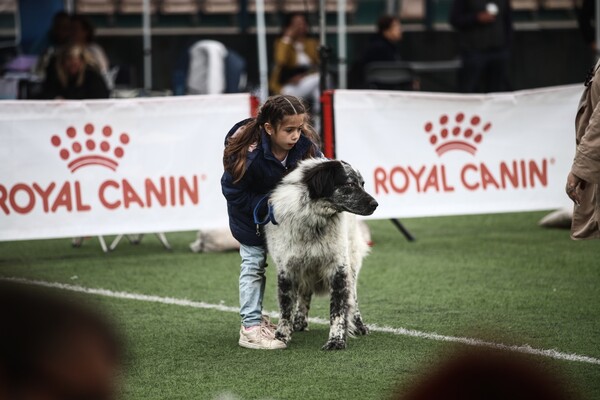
top-left (4, 276), bottom-right (600, 366)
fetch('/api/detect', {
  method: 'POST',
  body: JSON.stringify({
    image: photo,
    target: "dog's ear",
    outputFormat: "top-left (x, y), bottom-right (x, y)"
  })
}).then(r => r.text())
top-left (303, 160), bottom-right (346, 199)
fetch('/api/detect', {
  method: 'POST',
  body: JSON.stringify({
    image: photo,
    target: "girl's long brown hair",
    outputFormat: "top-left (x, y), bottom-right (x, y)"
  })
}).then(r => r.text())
top-left (223, 94), bottom-right (321, 183)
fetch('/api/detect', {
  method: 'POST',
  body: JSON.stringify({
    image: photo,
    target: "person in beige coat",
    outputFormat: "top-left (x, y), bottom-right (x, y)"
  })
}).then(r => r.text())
top-left (268, 13), bottom-right (320, 110)
top-left (566, 60), bottom-right (600, 239)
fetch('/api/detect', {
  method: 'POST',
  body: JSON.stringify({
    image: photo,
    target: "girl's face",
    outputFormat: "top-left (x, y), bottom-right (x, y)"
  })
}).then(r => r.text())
top-left (266, 114), bottom-right (306, 156)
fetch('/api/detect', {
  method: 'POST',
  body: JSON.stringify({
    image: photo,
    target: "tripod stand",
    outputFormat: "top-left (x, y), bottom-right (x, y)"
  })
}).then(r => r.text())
top-left (390, 219), bottom-right (415, 241)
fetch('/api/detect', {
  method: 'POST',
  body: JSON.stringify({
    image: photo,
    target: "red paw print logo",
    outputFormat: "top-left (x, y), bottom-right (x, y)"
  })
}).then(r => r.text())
top-left (50, 123), bottom-right (130, 173)
top-left (424, 113), bottom-right (492, 156)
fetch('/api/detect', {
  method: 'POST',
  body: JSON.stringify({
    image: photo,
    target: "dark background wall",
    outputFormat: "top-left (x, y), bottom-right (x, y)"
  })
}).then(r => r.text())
top-left (97, 28), bottom-right (595, 94)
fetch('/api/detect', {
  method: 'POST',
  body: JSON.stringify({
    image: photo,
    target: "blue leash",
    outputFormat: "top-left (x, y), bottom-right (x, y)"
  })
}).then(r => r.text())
top-left (253, 195), bottom-right (278, 236)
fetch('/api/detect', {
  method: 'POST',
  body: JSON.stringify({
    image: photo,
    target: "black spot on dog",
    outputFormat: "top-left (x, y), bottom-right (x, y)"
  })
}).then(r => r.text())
top-left (277, 272), bottom-right (294, 320)
top-left (302, 160), bottom-right (347, 199)
top-left (330, 267), bottom-right (350, 320)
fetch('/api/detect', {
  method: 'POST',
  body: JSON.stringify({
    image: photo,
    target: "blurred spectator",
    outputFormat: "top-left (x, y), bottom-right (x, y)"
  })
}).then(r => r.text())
top-left (577, 0), bottom-right (596, 53)
top-left (35, 11), bottom-right (71, 81)
top-left (268, 13), bottom-right (321, 113)
top-left (70, 14), bottom-right (112, 87)
top-left (350, 15), bottom-right (418, 90)
top-left (41, 44), bottom-right (110, 100)
top-left (0, 281), bottom-right (123, 400)
top-left (565, 59), bottom-right (600, 240)
top-left (450, 0), bottom-right (513, 93)
top-left (394, 349), bottom-right (574, 400)
top-left (362, 15), bottom-right (404, 66)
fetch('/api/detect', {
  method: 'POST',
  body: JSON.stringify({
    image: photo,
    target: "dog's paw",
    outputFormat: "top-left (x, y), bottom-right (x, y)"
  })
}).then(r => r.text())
top-left (321, 339), bottom-right (347, 350)
top-left (292, 318), bottom-right (309, 332)
top-left (275, 330), bottom-right (291, 344)
top-left (352, 322), bottom-right (369, 336)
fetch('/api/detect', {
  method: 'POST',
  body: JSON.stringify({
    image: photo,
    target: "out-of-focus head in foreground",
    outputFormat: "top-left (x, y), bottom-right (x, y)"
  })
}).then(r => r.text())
top-left (0, 281), bottom-right (123, 400)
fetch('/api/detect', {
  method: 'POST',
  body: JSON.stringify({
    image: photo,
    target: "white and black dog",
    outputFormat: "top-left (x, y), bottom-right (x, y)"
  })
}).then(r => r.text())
top-left (264, 158), bottom-right (378, 350)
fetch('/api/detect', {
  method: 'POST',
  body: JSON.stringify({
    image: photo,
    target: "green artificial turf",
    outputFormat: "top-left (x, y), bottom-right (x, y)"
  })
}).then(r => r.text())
top-left (0, 211), bottom-right (598, 399)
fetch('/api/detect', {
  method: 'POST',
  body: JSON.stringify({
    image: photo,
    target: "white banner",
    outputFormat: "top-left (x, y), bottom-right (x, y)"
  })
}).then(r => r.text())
top-left (0, 94), bottom-right (251, 241)
top-left (334, 86), bottom-right (581, 219)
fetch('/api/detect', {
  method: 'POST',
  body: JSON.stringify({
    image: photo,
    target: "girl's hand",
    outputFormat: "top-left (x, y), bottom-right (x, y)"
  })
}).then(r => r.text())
top-left (566, 172), bottom-right (586, 206)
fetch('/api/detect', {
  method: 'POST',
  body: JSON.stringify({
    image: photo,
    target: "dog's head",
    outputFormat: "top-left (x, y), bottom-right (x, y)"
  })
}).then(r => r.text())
top-left (301, 159), bottom-right (378, 216)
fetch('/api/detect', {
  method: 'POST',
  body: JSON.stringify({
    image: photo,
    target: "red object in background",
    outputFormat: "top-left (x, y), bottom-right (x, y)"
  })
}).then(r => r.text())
top-left (321, 90), bottom-right (335, 159)
top-left (250, 95), bottom-right (260, 118)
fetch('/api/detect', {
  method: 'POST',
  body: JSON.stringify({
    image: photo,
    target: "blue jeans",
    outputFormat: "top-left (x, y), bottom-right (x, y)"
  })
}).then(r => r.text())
top-left (239, 244), bottom-right (268, 328)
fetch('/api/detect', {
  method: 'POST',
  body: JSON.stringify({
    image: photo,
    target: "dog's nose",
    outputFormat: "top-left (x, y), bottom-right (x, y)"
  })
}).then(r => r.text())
top-left (369, 199), bottom-right (378, 209)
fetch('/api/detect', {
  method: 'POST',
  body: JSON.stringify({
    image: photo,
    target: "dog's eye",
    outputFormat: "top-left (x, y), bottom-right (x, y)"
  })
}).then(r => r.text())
top-left (345, 182), bottom-right (355, 187)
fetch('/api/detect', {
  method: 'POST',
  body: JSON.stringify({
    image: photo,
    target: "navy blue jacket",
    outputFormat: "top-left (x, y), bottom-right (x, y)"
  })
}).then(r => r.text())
top-left (221, 119), bottom-right (321, 246)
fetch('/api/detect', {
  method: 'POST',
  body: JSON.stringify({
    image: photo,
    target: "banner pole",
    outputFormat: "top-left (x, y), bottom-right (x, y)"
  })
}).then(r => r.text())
top-left (256, 0), bottom-right (269, 102)
top-left (321, 90), bottom-right (335, 159)
top-left (142, 0), bottom-right (152, 92)
top-left (337, 0), bottom-right (347, 89)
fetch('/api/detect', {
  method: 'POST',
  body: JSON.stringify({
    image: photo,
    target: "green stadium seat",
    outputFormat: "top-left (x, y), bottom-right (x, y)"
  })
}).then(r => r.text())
top-left (118, 0), bottom-right (158, 14)
top-left (281, 0), bottom-right (318, 13)
top-left (325, 0), bottom-right (358, 13)
top-left (160, 0), bottom-right (200, 14)
top-left (0, 0), bottom-right (17, 13)
top-left (511, 0), bottom-right (540, 11)
top-left (247, 0), bottom-right (278, 14)
top-left (399, 0), bottom-right (425, 20)
top-left (200, 0), bottom-right (240, 14)
top-left (76, 0), bottom-right (117, 15)
top-left (540, 0), bottom-right (574, 9)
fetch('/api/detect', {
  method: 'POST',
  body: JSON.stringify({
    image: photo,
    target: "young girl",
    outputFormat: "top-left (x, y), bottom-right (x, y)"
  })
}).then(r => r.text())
top-left (222, 95), bottom-right (321, 350)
